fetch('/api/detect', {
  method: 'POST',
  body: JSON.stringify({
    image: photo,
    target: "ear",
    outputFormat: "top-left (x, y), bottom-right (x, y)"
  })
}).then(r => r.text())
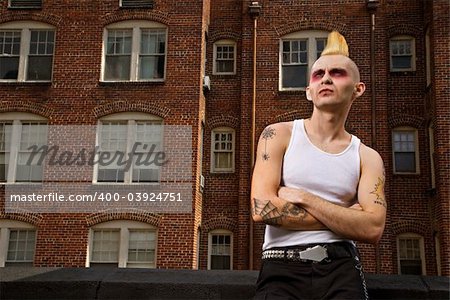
top-left (353, 82), bottom-right (366, 98)
top-left (306, 87), bottom-right (312, 101)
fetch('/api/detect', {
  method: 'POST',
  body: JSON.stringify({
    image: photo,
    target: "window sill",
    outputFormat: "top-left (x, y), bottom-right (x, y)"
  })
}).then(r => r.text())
top-left (210, 171), bottom-right (235, 175)
top-left (278, 89), bottom-right (306, 96)
top-left (0, 81), bottom-right (52, 87)
top-left (393, 172), bottom-right (420, 176)
top-left (99, 80), bottom-right (165, 87)
top-left (389, 70), bottom-right (416, 75)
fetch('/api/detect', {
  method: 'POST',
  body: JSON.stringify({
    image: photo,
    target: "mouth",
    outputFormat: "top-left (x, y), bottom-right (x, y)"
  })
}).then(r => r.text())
top-left (319, 89), bottom-right (333, 95)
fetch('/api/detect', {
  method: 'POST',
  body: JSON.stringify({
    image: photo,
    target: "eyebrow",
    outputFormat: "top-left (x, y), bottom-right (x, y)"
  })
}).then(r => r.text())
top-left (311, 68), bottom-right (348, 75)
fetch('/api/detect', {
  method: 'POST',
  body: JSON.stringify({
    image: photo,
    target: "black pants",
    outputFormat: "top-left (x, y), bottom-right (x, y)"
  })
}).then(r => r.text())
top-left (255, 247), bottom-right (368, 300)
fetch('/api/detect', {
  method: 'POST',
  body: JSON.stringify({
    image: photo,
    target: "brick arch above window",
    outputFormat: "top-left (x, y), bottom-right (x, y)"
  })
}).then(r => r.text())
top-left (85, 209), bottom-right (161, 227)
top-left (0, 13), bottom-right (63, 26)
top-left (0, 101), bottom-right (53, 120)
top-left (206, 115), bottom-right (239, 130)
top-left (209, 30), bottom-right (241, 43)
top-left (274, 110), bottom-right (309, 123)
top-left (0, 212), bottom-right (43, 226)
top-left (388, 115), bottom-right (425, 129)
top-left (274, 21), bottom-right (346, 37)
top-left (93, 101), bottom-right (170, 119)
top-left (390, 220), bottom-right (429, 236)
top-left (102, 11), bottom-right (170, 27)
top-left (387, 25), bottom-right (422, 38)
top-left (202, 217), bottom-right (237, 232)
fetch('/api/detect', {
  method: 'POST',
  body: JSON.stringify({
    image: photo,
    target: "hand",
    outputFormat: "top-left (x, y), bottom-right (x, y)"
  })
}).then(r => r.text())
top-left (349, 203), bottom-right (363, 211)
top-left (278, 186), bottom-right (309, 204)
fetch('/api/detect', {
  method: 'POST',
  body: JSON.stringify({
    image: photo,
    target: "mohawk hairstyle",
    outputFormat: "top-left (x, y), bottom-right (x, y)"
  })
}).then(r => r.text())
top-left (321, 31), bottom-right (349, 57)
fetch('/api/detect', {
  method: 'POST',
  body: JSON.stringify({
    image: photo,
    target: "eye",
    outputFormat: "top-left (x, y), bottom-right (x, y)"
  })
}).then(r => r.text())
top-left (330, 69), bottom-right (347, 77)
top-left (311, 70), bottom-right (324, 79)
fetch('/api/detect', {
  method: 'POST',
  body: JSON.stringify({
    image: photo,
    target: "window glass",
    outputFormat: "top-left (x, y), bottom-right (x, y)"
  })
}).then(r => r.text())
top-left (128, 230), bottom-right (155, 264)
top-left (7, 229), bottom-right (36, 262)
top-left (91, 230), bottom-right (120, 263)
top-left (0, 31), bottom-right (21, 80)
top-left (210, 233), bottom-right (231, 270)
top-left (393, 130), bottom-right (416, 173)
top-left (399, 237), bottom-right (423, 275)
top-left (212, 129), bottom-right (234, 172)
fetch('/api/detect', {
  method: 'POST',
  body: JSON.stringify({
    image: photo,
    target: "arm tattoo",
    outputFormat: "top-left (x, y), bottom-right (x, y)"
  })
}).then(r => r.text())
top-left (261, 126), bottom-right (276, 161)
top-left (253, 198), bottom-right (307, 226)
top-left (371, 176), bottom-right (387, 208)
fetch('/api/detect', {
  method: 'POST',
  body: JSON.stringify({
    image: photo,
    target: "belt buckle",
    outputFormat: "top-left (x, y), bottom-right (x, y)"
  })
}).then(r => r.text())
top-left (299, 245), bottom-right (328, 262)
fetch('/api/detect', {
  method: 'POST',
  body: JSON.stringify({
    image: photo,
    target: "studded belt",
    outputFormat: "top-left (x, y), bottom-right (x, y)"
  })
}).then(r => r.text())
top-left (262, 242), bottom-right (353, 263)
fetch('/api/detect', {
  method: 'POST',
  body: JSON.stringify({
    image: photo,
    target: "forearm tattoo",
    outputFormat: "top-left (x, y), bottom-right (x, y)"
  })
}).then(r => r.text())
top-left (261, 126), bottom-right (276, 161)
top-left (253, 198), bottom-right (307, 226)
top-left (371, 176), bottom-right (387, 208)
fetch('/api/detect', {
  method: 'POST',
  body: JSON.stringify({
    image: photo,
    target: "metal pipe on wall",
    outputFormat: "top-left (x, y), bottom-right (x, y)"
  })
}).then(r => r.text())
top-left (248, 1), bottom-right (261, 270)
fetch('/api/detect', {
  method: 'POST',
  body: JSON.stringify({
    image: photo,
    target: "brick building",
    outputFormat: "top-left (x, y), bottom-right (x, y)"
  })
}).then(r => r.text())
top-left (0, 0), bottom-right (448, 276)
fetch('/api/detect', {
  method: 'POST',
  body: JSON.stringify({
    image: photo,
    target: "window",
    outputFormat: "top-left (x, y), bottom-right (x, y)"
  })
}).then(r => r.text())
top-left (0, 21), bottom-right (55, 82)
top-left (390, 36), bottom-right (416, 72)
top-left (211, 127), bottom-right (235, 173)
top-left (397, 233), bottom-right (425, 275)
top-left (88, 220), bottom-right (157, 268)
top-left (0, 113), bottom-right (48, 183)
top-left (8, 0), bottom-right (42, 9)
top-left (280, 30), bottom-right (328, 90)
top-left (0, 220), bottom-right (36, 267)
top-left (102, 20), bottom-right (167, 82)
top-left (392, 127), bottom-right (419, 174)
top-left (120, 0), bottom-right (154, 8)
top-left (208, 230), bottom-right (232, 270)
top-left (213, 40), bottom-right (236, 75)
top-left (95, 112), bottom-right (163, 183)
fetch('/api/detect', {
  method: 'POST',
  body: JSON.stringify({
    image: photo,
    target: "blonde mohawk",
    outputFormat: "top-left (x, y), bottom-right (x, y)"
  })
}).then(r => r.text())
top-left (321, 31), bottom-right (349, 57)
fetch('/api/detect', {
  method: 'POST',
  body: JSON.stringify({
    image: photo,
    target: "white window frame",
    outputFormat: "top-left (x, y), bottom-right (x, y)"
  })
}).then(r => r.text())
top-left (0, 21), bottom-right (55, 82)
top-left (392, 127), bottom-right (420, 174)
top-left (213, 39), bottom-right (236, 75)
top-left (101, 20), bottom-right (167, 82)
top-left (390, 36), bottom-right (416, 72)
top-left (0, 219), bottom-right (36, 267)
top-left (0, 112), bottom-right (48, 183)
top-left (87, 220), bottom-right (157, 268)
top-left (94, 112), bottom-right (163, 184)
top-left (207, 229), bottom-right (233, 270)
top-left (397, 233), bottom-right (426, 275)
top-left (210, 127), bottom-right (235, 173)
top-left (279, 30), bottom-right (328, 91)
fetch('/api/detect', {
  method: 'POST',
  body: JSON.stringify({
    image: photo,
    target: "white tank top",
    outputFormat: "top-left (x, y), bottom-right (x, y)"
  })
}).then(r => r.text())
top-left (262, 119), bottom-right (361, 250)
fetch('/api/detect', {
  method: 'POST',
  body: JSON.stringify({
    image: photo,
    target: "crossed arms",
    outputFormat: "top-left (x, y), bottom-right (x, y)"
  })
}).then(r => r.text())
top-left (250, 123), bottom-right (387, 244)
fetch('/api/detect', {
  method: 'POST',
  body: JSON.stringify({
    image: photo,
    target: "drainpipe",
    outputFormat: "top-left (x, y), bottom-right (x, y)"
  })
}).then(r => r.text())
top-left (248, 1), bottom-right (261, 270)
top-left (366, 0), bottom-right (380, 274)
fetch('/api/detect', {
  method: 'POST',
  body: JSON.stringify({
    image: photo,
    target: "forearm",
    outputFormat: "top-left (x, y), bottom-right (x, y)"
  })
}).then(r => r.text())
top-left (300, 193), bottom-right (384, 243)
top-left (252, 196), bottom-right (327, 230)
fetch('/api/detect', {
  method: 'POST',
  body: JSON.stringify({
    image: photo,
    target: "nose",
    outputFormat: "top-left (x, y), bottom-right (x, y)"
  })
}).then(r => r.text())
top-left (321, 71), bottom-right (333, 84)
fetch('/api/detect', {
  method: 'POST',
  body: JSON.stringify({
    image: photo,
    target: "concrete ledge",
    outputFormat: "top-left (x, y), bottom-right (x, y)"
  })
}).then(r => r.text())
top-left (0, 268), bottom-right (449, 299)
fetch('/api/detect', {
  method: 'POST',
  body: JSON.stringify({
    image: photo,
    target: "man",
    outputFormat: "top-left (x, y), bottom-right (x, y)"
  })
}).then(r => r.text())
top-left (251, 31), bottom-right (386, 300)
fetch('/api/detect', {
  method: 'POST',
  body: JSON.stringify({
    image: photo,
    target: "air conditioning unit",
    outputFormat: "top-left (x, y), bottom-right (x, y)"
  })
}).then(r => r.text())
top-left (200, 175), bottom-right (205, 189)
top-left (203, 76), bottom-right (211, 91)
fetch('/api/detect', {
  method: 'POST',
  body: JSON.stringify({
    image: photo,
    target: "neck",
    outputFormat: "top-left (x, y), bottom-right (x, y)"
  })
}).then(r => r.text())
top-left (307, 110), bottom-right (349, 142)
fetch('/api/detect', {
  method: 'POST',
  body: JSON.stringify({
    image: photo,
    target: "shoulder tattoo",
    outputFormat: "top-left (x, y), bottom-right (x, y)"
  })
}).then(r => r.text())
top-left (261, 126), bottom-right (276, 161)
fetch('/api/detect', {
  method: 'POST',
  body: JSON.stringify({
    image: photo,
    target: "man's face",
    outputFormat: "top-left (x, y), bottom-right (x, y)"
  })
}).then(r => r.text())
top-left (306, 55), bottom-right (362, 110)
